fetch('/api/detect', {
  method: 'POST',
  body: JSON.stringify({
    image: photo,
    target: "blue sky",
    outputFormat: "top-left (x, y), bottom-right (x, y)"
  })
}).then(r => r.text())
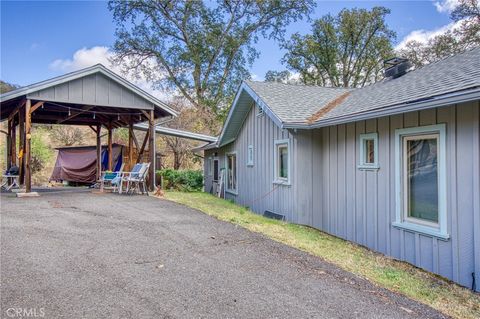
top-left (1, 0), bottom-right (455, 91)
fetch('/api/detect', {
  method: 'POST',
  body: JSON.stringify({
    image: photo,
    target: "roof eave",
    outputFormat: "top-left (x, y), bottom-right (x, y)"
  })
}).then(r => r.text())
top-left (134, 123), bottom-right (218, 143)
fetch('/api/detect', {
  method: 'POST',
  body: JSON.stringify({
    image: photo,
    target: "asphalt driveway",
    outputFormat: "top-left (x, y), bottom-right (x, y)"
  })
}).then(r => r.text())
top-left (1, 191), bottom-right (446, 318)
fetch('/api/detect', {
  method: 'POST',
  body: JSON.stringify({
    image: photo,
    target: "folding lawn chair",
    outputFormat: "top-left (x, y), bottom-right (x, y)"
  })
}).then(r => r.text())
top-left (123, 162), bottom-right (150, 195)
top-left (99, 163), bottom-right (125, 192)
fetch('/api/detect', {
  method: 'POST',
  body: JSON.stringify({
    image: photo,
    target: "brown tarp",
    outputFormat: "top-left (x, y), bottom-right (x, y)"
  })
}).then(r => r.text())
top-left (50, 145), bottom-right (122, 183)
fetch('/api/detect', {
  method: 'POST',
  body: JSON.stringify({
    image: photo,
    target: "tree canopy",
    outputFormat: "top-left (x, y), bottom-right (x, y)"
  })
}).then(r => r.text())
top-left (264, 70), bottom-right (299, 84)
top-left (0, 80), bottom-right (19, 94)
top-left (109, 0), bottom-right (314, 119)
top-left (397, 0), bottom-right (480, 68)
top-left (280, 7), bottom-right (395, 88)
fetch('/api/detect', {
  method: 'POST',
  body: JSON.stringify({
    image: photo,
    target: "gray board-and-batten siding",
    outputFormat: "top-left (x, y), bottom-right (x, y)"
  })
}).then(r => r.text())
top-left (204, 100), bottom-right (480, 291)
top-left (27, 72), bottom-right (155, 110)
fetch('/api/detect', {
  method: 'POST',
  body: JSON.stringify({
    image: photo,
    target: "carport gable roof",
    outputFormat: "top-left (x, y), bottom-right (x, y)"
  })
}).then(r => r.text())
top-left (0, 64), bottom-right (177, 122)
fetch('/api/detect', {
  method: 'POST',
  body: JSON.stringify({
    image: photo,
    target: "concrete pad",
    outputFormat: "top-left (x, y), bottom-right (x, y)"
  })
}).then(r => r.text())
top-left (15, 192), bottom-right (40, 198)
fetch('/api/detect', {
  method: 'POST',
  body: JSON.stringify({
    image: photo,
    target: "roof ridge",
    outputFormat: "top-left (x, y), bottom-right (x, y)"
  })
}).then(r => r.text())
top-left (393, 45), bottom-right (480, 78)
top-left (245, 79), bottom-right (350, 90)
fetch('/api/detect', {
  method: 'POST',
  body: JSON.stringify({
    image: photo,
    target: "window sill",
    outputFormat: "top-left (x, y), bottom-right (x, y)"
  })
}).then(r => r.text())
top-left (357, 165), bottom-right (379, 171)
top-left (273, 180), bottom-right (291, 186)
top-left (392, 221), bottom-right (449, 240)
top-left (225, 189), bottom-right (238, 195)
top-left (247, 163), bottom-right (254, 167)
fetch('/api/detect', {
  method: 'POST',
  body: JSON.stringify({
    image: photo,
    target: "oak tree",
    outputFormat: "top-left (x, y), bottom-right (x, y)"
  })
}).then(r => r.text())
top-left (281, 7), bottom-right (395, 88)
top-left (109, 0), bottom-right (314, 119)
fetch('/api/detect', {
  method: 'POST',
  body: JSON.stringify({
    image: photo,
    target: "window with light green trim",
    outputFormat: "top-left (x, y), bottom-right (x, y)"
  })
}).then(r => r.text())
top-left (358, 133), bottom-right (378, 169)
top-left (393, 124), bottom-right (449, 240)
top-left (274, 139), bottom-right (290, 185)
top-left (226, 152), bottom-right (237, 193)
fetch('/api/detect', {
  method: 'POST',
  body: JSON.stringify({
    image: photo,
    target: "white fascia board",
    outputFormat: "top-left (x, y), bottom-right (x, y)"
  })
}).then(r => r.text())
top-left (217, 81), bottom-right (284, 147)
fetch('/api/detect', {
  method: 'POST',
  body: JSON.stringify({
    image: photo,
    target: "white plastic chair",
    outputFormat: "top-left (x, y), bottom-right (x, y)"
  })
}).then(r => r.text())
top-left (124, 163), bottom-right (151, 195)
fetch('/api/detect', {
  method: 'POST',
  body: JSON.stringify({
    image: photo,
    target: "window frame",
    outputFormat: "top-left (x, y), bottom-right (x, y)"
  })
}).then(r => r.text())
top-left (206, 157), bottom-right (213, 176)
top-left (247, 145), bottom-right (254, 166)
top-left (273, 139), bottom-right (291, 185)
top-left (393, 124), bottom-right (449, 240)
top-left (358, 132), bottom-right (379, 170)
top-left (225, 151), bottom-right (238, 195)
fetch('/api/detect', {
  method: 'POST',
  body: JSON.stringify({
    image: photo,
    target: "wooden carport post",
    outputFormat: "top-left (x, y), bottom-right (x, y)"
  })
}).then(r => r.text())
top-left (18, 103), bottom-right (25, 184)
top-left (6, 119), bottom-right (12, 169)
top-left (107, 123), bottom-right (113, 171)
top-left (11, 119), bottom-right (16, 167)
top-left (128, 118), bottom-right (134, 170)
top-left (96, 125), bottom-right (102, 181)
top-left (148, 110), bottom-right (155, 191)
top-left (24, 99), bottom-right (31, 193)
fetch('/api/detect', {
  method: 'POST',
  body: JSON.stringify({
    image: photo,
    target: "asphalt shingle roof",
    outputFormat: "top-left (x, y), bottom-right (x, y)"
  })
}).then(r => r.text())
top-left (245, 47), bottom-right (480, 125)
top-left (244, 81), bottom-right (350, 124)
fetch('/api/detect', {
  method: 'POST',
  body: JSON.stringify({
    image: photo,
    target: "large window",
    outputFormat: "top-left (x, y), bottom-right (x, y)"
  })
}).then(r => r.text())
top-left (393, 124), bottom-right (448, 239)
top-left (274, 139), bottom-right (290, 184)
top-left (226, 152), bottom-right (237, 193)
top-left (358, 133), bottom-right (379, 169)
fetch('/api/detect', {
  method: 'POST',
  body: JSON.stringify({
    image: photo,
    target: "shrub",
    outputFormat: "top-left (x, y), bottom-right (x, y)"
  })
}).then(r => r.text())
top-left (157, 169), bottom-right (203, 192)
top-left (31, 133), bottom-right (53, 174)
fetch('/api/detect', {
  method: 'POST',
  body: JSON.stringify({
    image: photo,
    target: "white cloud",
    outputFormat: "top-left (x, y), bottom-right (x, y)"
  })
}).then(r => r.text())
top-left (395, 20), bottom-right (463, 50)
top-left (434, 0), bottom-right (460, 13)
top-left (50, 46), bottom-right (172, 101)
top-left (50, 46), bottom-right (113, 71)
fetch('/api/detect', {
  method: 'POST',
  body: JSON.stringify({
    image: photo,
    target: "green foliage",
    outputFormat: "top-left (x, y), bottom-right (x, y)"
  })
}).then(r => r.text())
top-left (264, 70), bottom-right (299, 84)
top-left (158, 169), bottom-right (203, 192)
top-left (30, 133), bottom-right (53, 174)
top-left (0, 80), bottom-right (19, 94)
top-left (281, 7), bottom-right (395, 88)
top-left (109, 0), bottom-right (314, 118)
top-left (113, 128), bottom-right (129, 145)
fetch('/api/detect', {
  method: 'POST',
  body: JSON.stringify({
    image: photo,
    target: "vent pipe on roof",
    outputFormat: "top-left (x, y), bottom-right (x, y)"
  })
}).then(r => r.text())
top-left (384, 57), bottom-right (412, 79)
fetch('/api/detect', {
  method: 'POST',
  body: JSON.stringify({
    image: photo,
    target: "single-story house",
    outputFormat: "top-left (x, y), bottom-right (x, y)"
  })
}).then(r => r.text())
top-left (199, 47), bottom-right (480, 291)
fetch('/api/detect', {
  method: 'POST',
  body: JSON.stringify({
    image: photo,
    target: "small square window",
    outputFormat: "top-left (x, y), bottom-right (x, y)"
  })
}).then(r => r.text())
top-left (358, 133), bottom-right (379, 169)
top-left (247, 145), bottom-right (254, 166)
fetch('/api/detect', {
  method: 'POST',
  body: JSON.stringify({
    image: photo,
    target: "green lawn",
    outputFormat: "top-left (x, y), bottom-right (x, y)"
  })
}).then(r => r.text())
top-left (160, 191), bottom-right (480, 319)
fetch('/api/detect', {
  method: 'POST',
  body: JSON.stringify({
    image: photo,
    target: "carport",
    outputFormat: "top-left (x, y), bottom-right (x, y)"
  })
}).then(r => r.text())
top-left (0, 64), bottom-right (177, 194)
